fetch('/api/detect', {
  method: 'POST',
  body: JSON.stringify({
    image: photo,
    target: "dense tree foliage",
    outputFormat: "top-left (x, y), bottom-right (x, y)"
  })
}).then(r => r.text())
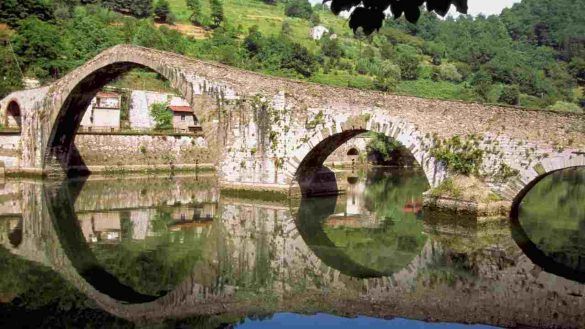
top-left (0, 0), bottom-right (582, 112)
top-left (0, 45), bottom-right (23, 98)
top-left (321, 37), bottom-right (343, 59)
top-left (284, 0), bottom-right (313, 20)
top-left (150, 102), bottom-right (173, 130)
top-left (384, 3), bottom-right (582, 110)
top-left (0, 0), bottom-right (54, 26)
top-left (154, 0), bottom-right (174, 23)
top-left (101, 0), bottom-right (153, 17)
top-left (366, 132), bottom-right (402, 164)
top-left (186, 0), bottom-right (203, 25)
top-left (209, 0), bottom-right (224, 28)
top-left (11, 18), bottom-right (66, 79)
top-left (242, 25), bottom-right (317, 77)
top-left (500, 0), bottom-right (585, 60)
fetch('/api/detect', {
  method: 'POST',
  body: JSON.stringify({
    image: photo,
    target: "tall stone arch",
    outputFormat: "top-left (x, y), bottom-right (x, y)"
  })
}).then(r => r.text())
top-left (22, 45), bottom-right (239, 176)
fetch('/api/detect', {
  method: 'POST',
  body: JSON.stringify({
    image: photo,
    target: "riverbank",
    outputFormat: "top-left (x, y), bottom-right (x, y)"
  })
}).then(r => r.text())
top-left (4, 163), bottom-right (216, 179)
top-left (1, 163), bottom-right (515, 220)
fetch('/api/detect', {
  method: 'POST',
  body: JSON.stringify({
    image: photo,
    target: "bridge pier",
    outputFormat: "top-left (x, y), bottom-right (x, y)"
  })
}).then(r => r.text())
top-left (422, 192), bottom-right (513, 220)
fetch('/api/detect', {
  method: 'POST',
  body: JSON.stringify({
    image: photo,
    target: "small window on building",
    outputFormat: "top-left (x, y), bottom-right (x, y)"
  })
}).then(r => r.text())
top-left (181, 114), bottom-right (185, 121)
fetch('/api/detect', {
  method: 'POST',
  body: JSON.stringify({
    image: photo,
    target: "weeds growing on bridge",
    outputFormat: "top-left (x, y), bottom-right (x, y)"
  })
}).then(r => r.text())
top-left (430, 135), bottom-right (484, 176)
top-left (492, 163), bottom-right (520, 183)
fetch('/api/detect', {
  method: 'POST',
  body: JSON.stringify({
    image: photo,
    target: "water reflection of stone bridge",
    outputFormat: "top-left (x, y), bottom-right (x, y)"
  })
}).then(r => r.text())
top-left (0, 179), bottom-right (436, 311)
top-left (0, 179), bottom-right (584, 327)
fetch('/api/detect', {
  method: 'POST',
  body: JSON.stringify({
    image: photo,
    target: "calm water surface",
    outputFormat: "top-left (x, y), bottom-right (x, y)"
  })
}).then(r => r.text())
top-left (0, 167), bottom-right (584, 328)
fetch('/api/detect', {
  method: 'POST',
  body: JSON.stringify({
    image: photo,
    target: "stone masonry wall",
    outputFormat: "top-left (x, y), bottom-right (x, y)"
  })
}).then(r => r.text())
top-left (73, 134), bottom-right (214, 166)
top-left (0, 133), bottom-right (217, 169)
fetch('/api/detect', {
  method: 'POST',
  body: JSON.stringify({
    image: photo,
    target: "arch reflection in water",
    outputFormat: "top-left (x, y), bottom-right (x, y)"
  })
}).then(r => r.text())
top-left (3, 171), bottom-right (585, 327)
top-left (2, 169), bottom-right (432, 309)
top-left (296, 168), bottom-right (429, 277)
top-left (511, 167), bottom-right (585, 282)
top-left (45, 178), bottom-right (219, 303)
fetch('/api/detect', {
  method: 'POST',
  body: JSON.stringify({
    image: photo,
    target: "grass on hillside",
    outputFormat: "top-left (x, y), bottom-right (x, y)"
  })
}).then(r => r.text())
top-left (310, 70), bottom-right (375, 89)
top-left (168, 0), bottom-right (351, 47)
top-left (396, 80), bottom-right (476, 102)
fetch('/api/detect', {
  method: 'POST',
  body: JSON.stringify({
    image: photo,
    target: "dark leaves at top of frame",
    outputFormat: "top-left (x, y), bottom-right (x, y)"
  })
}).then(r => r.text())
top-left (324, 0), bottom-right (468, 34)
top-left (349, 7), bottom-right (385, 34)
top-left (329, 0), bottom-right (362, 15)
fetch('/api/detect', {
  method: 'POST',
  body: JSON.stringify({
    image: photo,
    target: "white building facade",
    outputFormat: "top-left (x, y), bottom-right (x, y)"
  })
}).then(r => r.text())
top-left (80, 92), bottom-right (121, 129)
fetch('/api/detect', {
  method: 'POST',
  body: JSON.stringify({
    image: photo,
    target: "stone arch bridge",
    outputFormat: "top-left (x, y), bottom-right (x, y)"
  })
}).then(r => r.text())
top-left (1, 45), bottom-right (584, 202)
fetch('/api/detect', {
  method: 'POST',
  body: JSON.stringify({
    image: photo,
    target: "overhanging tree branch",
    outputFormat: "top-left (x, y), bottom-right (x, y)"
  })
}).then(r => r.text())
top-left (324, 0), bottom-right (468, 34)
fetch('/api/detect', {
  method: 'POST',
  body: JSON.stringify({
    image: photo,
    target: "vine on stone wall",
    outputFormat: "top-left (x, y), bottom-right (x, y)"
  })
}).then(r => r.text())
top-left (118, 89), bottom-right (131, 128)
top-left (431, 134), bottom-right (521, 182)
top-left (305, 110), bottom-right (325, 129)
top-left (252, 96), bottom-right (272, 154)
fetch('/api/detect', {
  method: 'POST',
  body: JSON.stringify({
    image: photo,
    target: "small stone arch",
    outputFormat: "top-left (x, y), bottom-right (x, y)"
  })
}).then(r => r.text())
top-left (346, 147), bottom-right (359, 156)
top-left (285, 113), bottom-right (446, 196)
top-left (7, 221), bottom-right (22, 247)
top-left (5, 100), bottom-right (22, 129)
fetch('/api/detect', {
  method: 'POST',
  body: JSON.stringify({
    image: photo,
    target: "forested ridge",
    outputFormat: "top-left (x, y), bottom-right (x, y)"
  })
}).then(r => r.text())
top-left (0, 0), bottom-right (583, 113)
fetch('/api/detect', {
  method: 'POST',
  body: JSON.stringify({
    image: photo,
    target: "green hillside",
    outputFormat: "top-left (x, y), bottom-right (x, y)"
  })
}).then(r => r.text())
top-left (0, 0), bottom-right (583, 113)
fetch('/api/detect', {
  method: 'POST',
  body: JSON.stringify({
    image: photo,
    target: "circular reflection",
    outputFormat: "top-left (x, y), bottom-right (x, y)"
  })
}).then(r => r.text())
top-left (46, 176), bottom-right (219, 302)
top-left (511, 167), bottom-right (585, 282)
top-left (347, 176), bottom-right (359, 185)
top-left (296, 168), bottom-right (429, 277)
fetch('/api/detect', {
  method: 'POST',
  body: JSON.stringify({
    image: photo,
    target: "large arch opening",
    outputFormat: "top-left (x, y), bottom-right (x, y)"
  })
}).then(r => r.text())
top-left (510, 166), bottom-right (585, 282)
top-left (291, 125), bottom-right (431, 276)
top-left (45, 179), bottom-right (160, 303)
top-left (293, 129), bottom-right (428, 197)
top-left (6, 100), bottom-right (21, 129)
top-left (45, 62), bottom-right (212, 177)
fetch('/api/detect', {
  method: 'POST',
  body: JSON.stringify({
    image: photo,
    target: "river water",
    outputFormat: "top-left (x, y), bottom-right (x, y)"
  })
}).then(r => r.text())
top-left (0, 167), bottom-right (583, 328)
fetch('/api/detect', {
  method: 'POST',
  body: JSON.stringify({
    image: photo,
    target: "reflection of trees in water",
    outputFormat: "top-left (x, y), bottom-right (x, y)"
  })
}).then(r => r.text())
top-left (518, 167), bottom-right (585, 274)
top-left (363, 168), bottom-right (429, 221)
top-left (0, 248), bottom-right (85, 310)
top-left (90, 208), bottom-right (210, 296)
top-left (319, 168), bottom-right (430, 274)
top-left (414, 251), bottom-right (481, 289)
top-left (218, 207), bottom-right (278, 293)
top-left (0, 244), bottom-right (236, 328)
top-left (0, 247), bottom-right (131, 328)
top-left (251, 210), bottom-right (274, 289)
